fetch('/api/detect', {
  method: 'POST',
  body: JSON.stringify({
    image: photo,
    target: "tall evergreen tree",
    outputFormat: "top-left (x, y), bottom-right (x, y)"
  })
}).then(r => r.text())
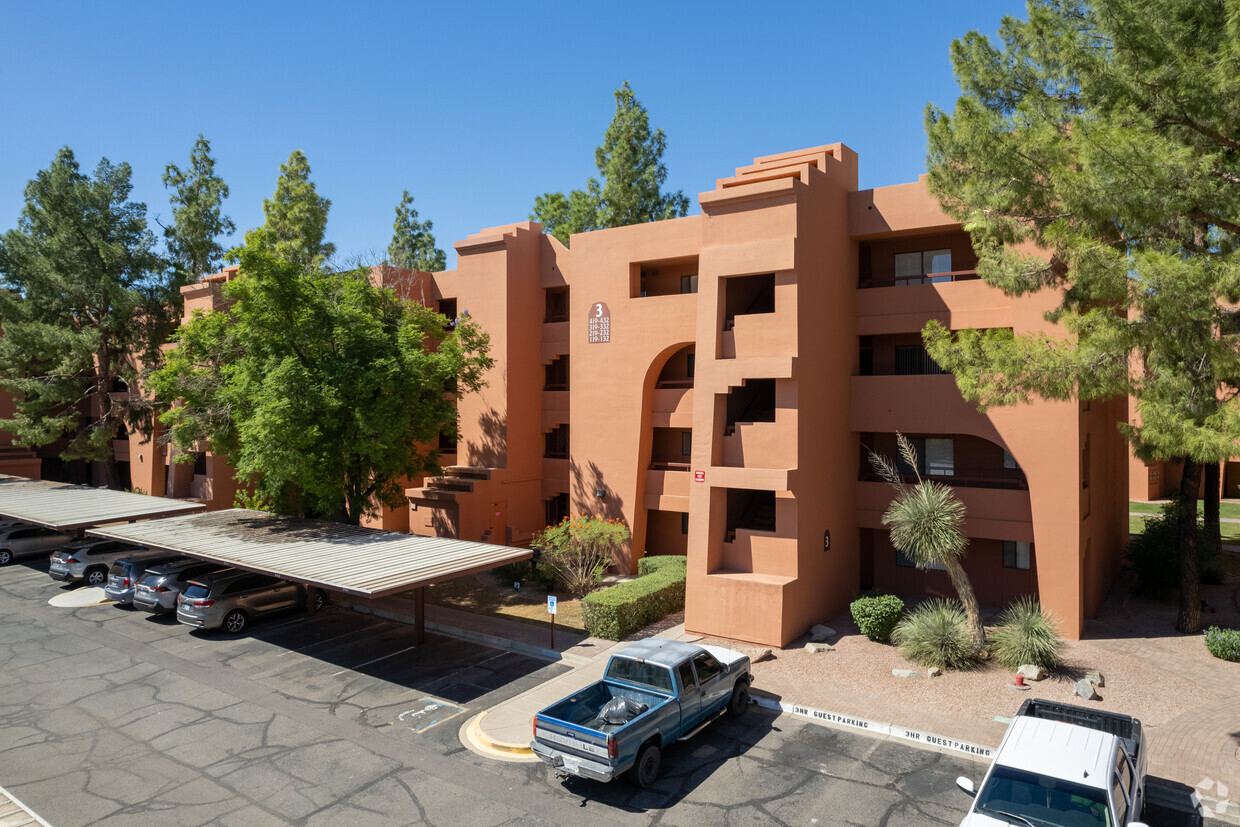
top-left (162, 134), bottom-right (234, 288)
top-left (921, 0), bottom-right (1240, 633)
top-left (257, 150), bottom-right (335, 268)
top-left (0, 148), bottom-right (170, 488)
top-left (531, 82), bottom-right (689, 245)
top-left (388, 190), bottom-right (446, 272)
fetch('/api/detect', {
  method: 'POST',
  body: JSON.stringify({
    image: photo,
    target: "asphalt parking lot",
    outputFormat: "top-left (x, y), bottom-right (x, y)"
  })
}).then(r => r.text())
top-left (0, 556), bottom-right (992, 826)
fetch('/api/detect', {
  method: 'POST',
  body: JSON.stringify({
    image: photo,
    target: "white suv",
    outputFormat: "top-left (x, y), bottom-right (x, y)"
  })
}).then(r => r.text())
top-left (0, 525), bottom-right (71, 566)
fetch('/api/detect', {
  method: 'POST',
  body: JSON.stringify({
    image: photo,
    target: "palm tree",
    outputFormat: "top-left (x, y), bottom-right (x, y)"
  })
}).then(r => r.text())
top-left (868, 433), bottom-right (986, 654)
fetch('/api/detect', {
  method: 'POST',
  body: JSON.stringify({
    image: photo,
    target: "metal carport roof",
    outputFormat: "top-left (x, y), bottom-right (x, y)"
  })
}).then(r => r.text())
top-left (0, 474), bottom-right (206, 530)
top-left (86, 507), bottom-right (531, 598)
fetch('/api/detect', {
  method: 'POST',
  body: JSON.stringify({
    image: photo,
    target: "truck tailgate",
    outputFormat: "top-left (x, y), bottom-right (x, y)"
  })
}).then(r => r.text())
top-left (534, 716), bottom-right (611, 765)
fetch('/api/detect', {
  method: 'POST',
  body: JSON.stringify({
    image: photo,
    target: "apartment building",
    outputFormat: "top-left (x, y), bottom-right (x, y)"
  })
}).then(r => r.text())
top-left (120, 142), bottom-right (1127, 648)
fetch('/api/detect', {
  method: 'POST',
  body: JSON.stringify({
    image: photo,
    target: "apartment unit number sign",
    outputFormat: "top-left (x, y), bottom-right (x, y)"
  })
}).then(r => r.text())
top-left (588, 302), bottom-right (611, 343)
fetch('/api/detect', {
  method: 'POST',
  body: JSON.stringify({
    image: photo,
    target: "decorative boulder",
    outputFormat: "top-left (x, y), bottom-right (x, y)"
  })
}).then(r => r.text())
top-left (1017, 664), bottom-right (1048, 681)
top-left (1085, 669), bottom-right (1105, 688)
top-left (810, 624), bottom-right (837, 642)
top-left (927, 667), bottom-right (943, 678)
top-left (1074, 679), bottom-right (1099, 701)
top-left (892, 669), bottom-right (923, 679)
top-left (804, 642), bottom-right (834, 654)
top-left (753, 648), bottom-right (774, 663)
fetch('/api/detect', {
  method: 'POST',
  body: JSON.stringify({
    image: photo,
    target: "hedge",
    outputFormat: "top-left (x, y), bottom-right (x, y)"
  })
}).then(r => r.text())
top-left (1204, 626), bottom-right (1240, 663)
top-left (850, 593), bottom-right (906, 643)
top-left (582, 555), bottom-right (687, 640)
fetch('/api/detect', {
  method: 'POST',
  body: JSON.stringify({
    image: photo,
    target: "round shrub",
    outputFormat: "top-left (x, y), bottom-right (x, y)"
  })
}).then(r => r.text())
top-left (1204, 626), bottom-right (1240, 663)
top-left (849, 593), bottom-right (906, 643)
top-left (891, 599), bottom-right (976, 670)
top-left (989, 597), bottom-right (1063, 670)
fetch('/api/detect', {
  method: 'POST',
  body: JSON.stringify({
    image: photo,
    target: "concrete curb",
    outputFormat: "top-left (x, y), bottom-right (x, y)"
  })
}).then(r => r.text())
top-left (0, 784), bottom-right (51, 826)
top-left (459, 711), bottom-right (539, 763)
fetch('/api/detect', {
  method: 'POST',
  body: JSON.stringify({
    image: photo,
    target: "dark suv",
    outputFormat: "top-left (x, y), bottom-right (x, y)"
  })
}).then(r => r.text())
top-left (133, 560), bottom-right (231, 615)
top-left (176, 570), bottom-right (313, 634)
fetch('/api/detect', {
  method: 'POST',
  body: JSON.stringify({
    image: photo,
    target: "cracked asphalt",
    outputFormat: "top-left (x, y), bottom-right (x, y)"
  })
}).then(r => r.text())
top-left (0, 557), bottom-right (981, 825)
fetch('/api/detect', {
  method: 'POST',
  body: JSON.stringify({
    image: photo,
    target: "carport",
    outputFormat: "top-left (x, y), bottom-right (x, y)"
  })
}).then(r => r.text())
top-left (0, 474), bottom-right (206, 534)
top-left (86, 507), bottom-right (532, 642)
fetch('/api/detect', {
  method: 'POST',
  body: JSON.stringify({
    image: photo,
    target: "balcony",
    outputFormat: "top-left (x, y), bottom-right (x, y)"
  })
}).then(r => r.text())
top-left (720, 417), bottom-right (797, 469)
top-left (854, 276), bottom-right (1013, 336)
top-left (644, 467), bottom-right (690, 510)
top-left (849, 375), bottom-right (1003, 444)
top-left (718, 531), bottom-right (797, 579)
top-left (856, 480), bottom-right (1033, 541)
top-left (541, 320), bottom-right (569, 362)
top-left (651, 387), bottom-right (694, 429)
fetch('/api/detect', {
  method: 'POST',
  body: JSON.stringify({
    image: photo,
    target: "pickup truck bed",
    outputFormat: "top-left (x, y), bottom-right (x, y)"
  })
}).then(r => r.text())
top-left (1017, 698), bottom-right (1143, 768)
top-left (541, 682), bottom-right (669, 734)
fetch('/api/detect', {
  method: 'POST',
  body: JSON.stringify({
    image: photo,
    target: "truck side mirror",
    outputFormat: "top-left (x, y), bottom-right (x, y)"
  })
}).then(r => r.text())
top-left (955, 776), bottom-right (976, 797)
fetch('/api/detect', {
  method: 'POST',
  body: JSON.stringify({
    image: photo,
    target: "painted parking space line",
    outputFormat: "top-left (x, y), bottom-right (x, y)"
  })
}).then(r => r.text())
top-left (396, 697), bottom-right (466, 733)
top-left (331, 643), bottom-right (420, 676)
top-left (274, 622), bottom-right (385, 656)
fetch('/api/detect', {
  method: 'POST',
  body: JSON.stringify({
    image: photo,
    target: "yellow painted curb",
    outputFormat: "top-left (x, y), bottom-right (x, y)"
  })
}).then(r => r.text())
top-left (459, 711), bottom-right (539, 763)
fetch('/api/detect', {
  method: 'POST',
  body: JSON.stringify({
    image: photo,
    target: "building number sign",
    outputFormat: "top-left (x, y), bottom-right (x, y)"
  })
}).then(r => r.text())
top-left (588, 302), bottom-right (611, 343)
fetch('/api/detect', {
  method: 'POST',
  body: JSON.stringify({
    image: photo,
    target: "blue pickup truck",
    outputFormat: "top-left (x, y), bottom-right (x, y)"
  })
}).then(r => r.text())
top-left (530, 638), bottom-right (752, 787)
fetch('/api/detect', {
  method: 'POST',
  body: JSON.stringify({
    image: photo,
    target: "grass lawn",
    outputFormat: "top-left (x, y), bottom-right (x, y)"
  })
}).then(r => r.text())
top-left (1130, 499), bottom-right (1240, 520)
top-left (1130, 506), bottom-right (1240, 545)
top-left (426, 573), bottom-right (588, 636)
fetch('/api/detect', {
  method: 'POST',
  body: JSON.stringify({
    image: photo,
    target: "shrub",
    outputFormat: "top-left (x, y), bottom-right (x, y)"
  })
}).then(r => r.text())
top-left (989, 597), bottom-right (1063, 670)
top-left (493, 561), bottom-right (534, 586)
top-left (1204, 626), bottom-right (1240, 663)
top-left (533, 515), bottom-right (631, 597)
top-left (892, 599), bottom-right (976, 670)
top-left (1127, 501), bottom-right (1220, 597)
top-left (850, 593), bottom-right (906, 643)
top-left (582, 555), bottom-right (686, 640)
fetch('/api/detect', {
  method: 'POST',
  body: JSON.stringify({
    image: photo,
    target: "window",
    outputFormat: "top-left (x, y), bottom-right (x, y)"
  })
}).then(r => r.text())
top-left (692, 652), bottom-right (723, 684)
top-left (681, 512), bottom-right (689, 534)
top-left (897, 437), bottom-right (954, 476)
top-left (678, 662), bottom-right (697, 695)
top-left (680, 274), bottom-right (698, 294)
top-left (686, 353), bottom-right (695, 379)
top-left (681, 432), bottom-right (692, 457)
top-left (894, 249), bottom-right (952, 285)
top-left (1003, 541), bottom-right (1032, 570)
top-left (894, 344), bottom-right (946, 376)
top-left (544, 288), bottom-right (569, 323)
top-left (1112, 771), bottom-right (1129, 825)
top-left (1003, 450), bottom-right (1019, 470)
top-left (544, 425), bottom-right (569, 460)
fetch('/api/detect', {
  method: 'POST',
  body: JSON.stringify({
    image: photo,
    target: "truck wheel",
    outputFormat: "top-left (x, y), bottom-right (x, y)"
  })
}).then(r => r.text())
top-left (629, 742), bottom-right (661, 788)
top-left (727, 679), bottom-right (750, 718)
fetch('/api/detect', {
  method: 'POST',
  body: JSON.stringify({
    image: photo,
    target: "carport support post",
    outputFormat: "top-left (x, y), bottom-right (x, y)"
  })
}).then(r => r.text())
top-left (307, 586), bottom-right (321, 617)
top-left (414, 586), bottom-right (425, 644)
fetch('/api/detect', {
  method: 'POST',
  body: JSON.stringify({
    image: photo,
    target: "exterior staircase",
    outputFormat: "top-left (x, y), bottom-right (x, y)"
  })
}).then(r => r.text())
top-left (406, 466), bottom-right (492, 504)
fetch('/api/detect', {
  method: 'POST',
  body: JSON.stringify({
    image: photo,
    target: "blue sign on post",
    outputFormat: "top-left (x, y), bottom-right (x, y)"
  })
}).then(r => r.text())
top-left (547, 595), bottom-right (558, 615)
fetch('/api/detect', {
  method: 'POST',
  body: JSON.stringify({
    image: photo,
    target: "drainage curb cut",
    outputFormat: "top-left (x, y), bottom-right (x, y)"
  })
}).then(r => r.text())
top-left (460, 711), bottom-right (538, 763)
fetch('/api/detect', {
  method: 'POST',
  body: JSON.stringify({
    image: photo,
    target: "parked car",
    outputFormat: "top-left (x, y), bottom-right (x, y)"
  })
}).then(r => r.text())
top-left (133, 560), bottom-right (232, 615)
top-left (531, 638), bottom-right (752, 787)
top-left (176, 570), bottom-right (316, 633)
top-left (49, 539), bottom-right (153, 586)
top-left (956, 698), bottom-right (1147, 826)
top-left (104, 553), bottom-right (187, 605)
top-left (0, 524), bottom-right (71, 565)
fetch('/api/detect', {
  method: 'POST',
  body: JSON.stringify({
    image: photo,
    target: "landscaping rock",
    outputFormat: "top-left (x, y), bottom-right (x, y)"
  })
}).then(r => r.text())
top-left (753, 648), bottom-right (774, 663)
top-left (810, 624), bottom-right (837, 642)
top-left (927, 667), bottom-right (943, 678)
top-left (1074, 679), bottom-right (1099, 701)
top-left (804, 642), bottom-right (834, 654)
top-left (892, 669), bottom-right (923, 679)
top-left (1086, 669), bottom-right (1105, 688)
top-left (1017, 664), bottom-right (1048, 681)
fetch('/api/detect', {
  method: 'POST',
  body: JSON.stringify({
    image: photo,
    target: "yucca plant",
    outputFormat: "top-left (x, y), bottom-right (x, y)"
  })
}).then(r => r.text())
top-left (989, 597), bottom-right (1063, 670)
top-left (892, 599), bottom-right (977, 670)
top-left (868, 433), bottom-right (986, 654)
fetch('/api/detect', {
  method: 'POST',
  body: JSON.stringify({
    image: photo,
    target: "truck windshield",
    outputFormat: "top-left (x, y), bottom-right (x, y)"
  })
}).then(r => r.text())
top-left (605, 657), bottom-right (674, 692)
top-left (976, 765), bottom-right (1110, 827)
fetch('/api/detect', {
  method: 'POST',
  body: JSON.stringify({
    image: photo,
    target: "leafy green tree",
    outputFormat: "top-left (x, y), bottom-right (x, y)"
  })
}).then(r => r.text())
top-left (256, 150), bottom-right (335, 268)
top-left (868, 435), bottom-right (986, 653)
top-left (531, 82), bottom-right (689, 245)
top-left (149, 231), bottom-right (493, 525)
top-left (533, 515), bottom-right (631, 596)
top-left (162, 134), bottom-right (235, 288)
top-left (921, 0), bottom-right (1240, 633)
top-left (0, 148), bottom-right (170, 488)
top-left (388, 190), bottom-right (446, 271)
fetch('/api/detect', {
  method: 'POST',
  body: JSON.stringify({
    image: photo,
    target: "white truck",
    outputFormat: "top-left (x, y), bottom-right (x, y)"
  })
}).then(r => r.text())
top-left (956, 698), bottom-right (1148, 827)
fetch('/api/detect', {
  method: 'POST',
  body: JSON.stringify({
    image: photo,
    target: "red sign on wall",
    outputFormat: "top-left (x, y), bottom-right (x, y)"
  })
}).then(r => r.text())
top-left (694, 471), bottom-right (705, 483)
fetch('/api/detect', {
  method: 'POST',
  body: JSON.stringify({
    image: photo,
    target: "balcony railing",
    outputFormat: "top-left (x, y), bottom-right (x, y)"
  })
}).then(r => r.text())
top-left (649, 460), bottom-right (690, 472)
top-left (860, 269), bottom-right (980, 289)
top-left (859, 466), bottom-right (1027, 491)
top-left (655, 378), bottom-right (694, 389)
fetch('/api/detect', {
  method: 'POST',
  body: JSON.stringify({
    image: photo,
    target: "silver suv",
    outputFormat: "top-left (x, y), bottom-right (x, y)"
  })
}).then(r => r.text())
top-left (176, 570), bottom-right (313, 634)
top-left (104, 554), bottom-right (186, 604)
top-left (133, 560), bottom-right (231, 615)
top-left (0, 525), bottom-right (71, 566)
top-left (49, 539), bottom-right (153, 586)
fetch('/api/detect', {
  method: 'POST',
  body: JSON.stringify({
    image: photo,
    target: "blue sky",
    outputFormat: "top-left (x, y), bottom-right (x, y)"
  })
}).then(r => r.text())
top-left (1, 1), bottom-right (1027, 269)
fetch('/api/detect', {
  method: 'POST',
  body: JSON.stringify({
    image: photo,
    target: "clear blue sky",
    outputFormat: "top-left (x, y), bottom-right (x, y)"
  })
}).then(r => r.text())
top-left (0, 1), bottom-right (1028, 269)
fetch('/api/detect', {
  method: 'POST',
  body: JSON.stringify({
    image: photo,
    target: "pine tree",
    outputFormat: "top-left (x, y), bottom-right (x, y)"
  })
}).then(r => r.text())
top-left (0, 149), bottom-right (170, 488)
top-left (258, 150), bottom-right (335, 268)
top-left (922, 0), bottom-right (1240, 633)
top-left (162, 134), bottom-right (235, 288)
top-left (531, 83), bottom-right (688, 245)
top-left (388, 190), bottom-right (446, 272)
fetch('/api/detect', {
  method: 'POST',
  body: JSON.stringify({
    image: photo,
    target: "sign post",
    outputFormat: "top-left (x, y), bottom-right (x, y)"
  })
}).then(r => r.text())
top-left (547, 595), bottom-right (558, 648)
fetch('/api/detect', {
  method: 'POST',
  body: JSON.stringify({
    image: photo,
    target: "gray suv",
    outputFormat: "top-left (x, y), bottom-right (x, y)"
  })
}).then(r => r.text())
top-left (177, 570), bottom-right (314, 634)
top-left (0, 525), bottom-right (72, 566)
top-left (49, 539), bottom-right (153, 586)
top-left (133, 560), bottom-right (231, 615)
top-left (104, 554), bottom-right (186, 604)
